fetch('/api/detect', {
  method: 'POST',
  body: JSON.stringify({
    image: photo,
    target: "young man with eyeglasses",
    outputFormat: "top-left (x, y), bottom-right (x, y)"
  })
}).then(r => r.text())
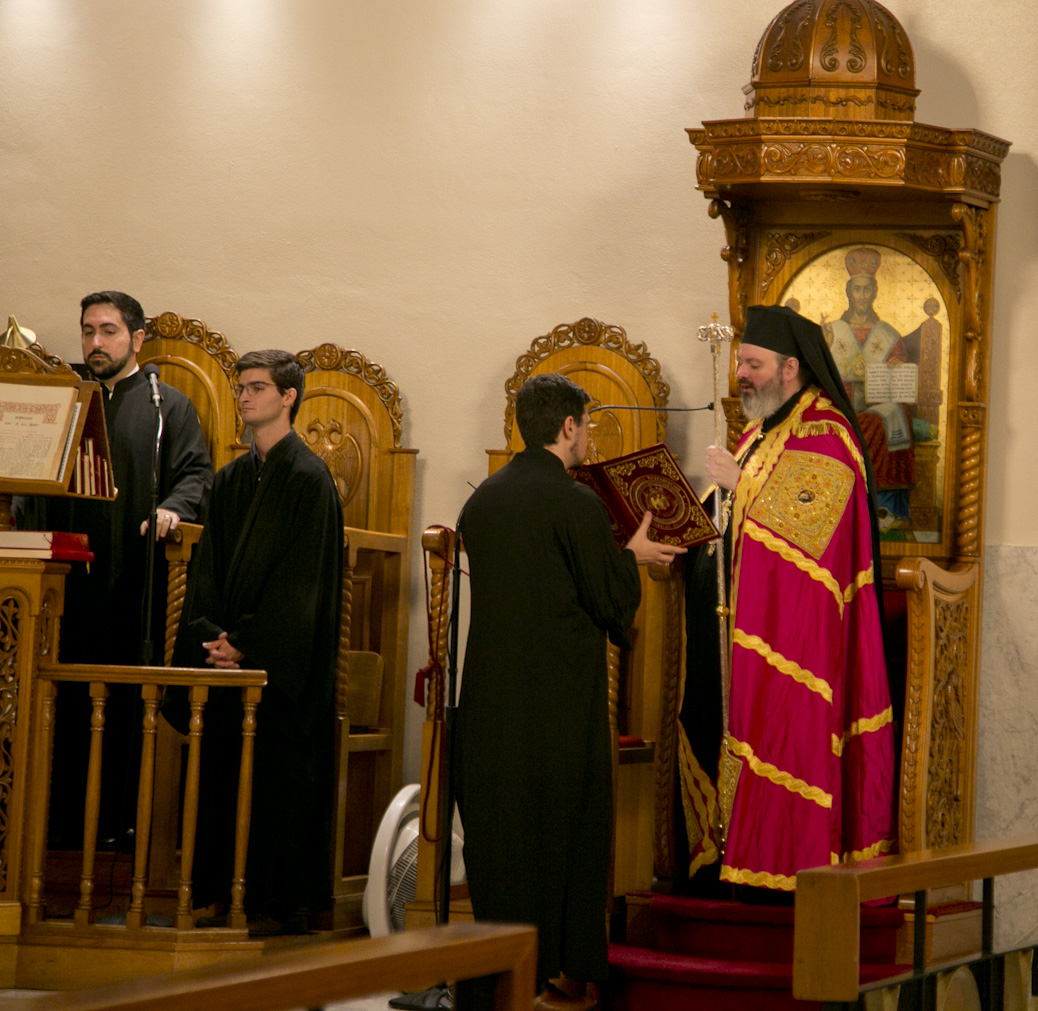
top-left (169, 349), bottom-right (344, 935)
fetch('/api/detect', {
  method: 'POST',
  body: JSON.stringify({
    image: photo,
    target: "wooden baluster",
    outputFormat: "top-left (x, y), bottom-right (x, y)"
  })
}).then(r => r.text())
top-left (126, 684), bottom-right (161, 929)
top-left (229, 685), bottom-right (262, 930)
top-left (176, 684), bottom-right (208, 930)
top-left (164, 556), bottom-right (190, 667)
top-left (330, 542), bottom-right (355, 916)
top-left (336, 543), bottom-right (355, 718)
top-left (25, 678), bottom-right (58, 925)
top-left (75, 681), bottom-right (109, 926)
top-left (606, 640), bottom-right (621, 910)
top-left (424, 528), bottom-right (453, 724)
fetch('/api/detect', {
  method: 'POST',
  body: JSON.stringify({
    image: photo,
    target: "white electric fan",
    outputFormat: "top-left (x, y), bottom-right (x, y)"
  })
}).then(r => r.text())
top-left (363, 783), bottom-right (466, 937)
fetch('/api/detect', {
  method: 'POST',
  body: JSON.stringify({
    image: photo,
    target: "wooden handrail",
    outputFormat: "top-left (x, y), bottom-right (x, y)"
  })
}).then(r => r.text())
top-left (344, 525), bottom-right (408, 555)
top-left (793, 833), bottom-right (1038, 1001)
top-left (28, 662), bottom-right (267, 930)
top-left (37, 662), bottom-right (267, 688)
top-left (23, 922), bottom-right (538, 1011)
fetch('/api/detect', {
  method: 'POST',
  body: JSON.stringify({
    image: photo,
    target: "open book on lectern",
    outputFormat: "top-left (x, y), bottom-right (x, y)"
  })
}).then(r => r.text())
top-left (572, 443), bottom-right (719, 550)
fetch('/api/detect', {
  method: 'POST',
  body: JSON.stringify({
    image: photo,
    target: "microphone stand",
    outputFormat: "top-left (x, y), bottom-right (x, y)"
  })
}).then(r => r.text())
top-left (141, 375), bottom-right (164, 666)
top-left (111, 368), bottom-right (162, 856)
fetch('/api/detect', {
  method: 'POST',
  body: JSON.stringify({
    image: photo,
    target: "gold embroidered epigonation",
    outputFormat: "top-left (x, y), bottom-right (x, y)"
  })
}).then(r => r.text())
top-left (748, 448), bottom-right (854, 559)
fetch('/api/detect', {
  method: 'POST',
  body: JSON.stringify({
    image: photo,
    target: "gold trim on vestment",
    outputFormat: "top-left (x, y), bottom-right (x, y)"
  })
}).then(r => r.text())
top-left (677, 722), bottom-right (721, 875)
top-left (727, 737), bottom-right (833, 809)
top-left (732, 630), bottom-right (833, 704)
top-left (844, 565), bottom-right (875, 603)
top-left (791, 395), bottom-right (869, 487)
top-left (843, 837), bottom-right (895, 862)
top-left (831, 706), bottom-right (894, 757)
top-left (719, 864), bottom-right (797, 891)
top-left (743, 519), bottom-right (845, 617)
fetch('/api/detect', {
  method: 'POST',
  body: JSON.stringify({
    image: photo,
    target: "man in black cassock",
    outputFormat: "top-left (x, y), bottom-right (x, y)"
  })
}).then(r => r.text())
top-left (455, 373), bottom-right (685, 1010)
top-left (170, 348), bottom-right (343, 936)
top-left (16, 290), bottom-right (213, 848)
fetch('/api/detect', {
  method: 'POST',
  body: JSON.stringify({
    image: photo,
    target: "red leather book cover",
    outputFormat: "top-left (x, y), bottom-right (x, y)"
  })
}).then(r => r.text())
top-left (573, 443), bottom-right (718, 550)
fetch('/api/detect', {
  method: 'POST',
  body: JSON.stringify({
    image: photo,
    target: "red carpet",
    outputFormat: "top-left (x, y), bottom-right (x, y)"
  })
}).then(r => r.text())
top-left (605, 894), bottom-right (908, 1011)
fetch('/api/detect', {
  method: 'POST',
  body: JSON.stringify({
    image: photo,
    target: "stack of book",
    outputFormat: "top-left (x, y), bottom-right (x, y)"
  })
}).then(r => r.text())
top-left (0, 530), bottom-right (94, 562)
top-left (68, 436), bottom-right (112, 497)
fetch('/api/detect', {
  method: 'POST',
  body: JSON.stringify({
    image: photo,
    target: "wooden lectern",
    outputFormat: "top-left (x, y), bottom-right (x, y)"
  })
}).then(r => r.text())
top-left (0, 347), bottom-right (115, 960)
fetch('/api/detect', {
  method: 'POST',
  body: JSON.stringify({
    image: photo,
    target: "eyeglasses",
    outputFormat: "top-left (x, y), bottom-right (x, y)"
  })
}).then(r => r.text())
top-left (232, 381), bottom-right (276, 399)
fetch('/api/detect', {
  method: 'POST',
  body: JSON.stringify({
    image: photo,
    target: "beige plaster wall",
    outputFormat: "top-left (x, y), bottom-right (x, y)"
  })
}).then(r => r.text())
top-left (1, 1), bottom-right (1036, 816)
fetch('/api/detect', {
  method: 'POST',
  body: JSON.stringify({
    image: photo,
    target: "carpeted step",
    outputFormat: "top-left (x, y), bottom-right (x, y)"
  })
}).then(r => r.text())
top-left (606, 942), bottom-right (907, 1011)
top-left (648, 894), bottom-right (904, 964)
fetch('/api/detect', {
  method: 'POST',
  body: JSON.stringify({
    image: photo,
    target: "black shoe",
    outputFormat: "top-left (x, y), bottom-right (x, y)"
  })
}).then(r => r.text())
top-left (195, 913), bottom-right (229, 928)
top-left (389, 984), bottom-right (454, 1009)
top-left (246, 913), bottom-right (308, 937)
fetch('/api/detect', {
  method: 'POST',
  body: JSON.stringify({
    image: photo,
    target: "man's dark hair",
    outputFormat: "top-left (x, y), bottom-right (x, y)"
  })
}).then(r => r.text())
top-left (236, 349), bottom-right (306, 423)
top-left (515, 373), bottom-right (591, 448)
top-left (80, 291), bottom-right (146, 335)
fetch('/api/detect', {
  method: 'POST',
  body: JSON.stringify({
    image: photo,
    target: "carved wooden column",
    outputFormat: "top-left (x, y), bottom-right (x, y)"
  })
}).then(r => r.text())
top-left (407, 526), bottom-right (457, 929)
top-left (0, 560), bottom-right (66, 944)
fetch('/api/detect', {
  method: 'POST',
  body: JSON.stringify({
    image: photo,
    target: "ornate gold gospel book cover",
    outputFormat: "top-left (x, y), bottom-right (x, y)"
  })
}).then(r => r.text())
top-left (573, 443), bottom-right (718, 549)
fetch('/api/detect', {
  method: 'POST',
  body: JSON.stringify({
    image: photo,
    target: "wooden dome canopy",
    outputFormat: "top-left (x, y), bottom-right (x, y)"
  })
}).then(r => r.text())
top-left (689, 0), bottom-right (1008, 205)
top-left (746, 0), bottom-right (918, 121)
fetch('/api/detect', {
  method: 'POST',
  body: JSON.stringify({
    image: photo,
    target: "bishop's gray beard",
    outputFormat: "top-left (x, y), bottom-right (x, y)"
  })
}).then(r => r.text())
top-left (740, 376), bottom-right (787, 420)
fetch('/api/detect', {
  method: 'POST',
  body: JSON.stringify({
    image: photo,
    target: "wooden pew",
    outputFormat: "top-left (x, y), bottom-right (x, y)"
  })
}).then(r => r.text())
top-left (18, 922), bottom-right (538, 1011)
top-left (793, 834), bottom-right (1038, 1003)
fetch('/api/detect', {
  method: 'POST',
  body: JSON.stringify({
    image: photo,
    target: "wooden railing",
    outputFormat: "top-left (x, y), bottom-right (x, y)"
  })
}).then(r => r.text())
top-left (19, 921), bottom-right (537, 1011)
top-left (793, 832), bottom-right (1038, 1003)
top-left (28, 662), bottom-right (266, 931)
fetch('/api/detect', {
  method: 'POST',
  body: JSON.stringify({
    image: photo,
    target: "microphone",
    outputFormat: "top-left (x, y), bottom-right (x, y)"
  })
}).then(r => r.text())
top-left (589, 403), bottom-right (714, 413)
top-left (143, 363), bottom-right (162, 408)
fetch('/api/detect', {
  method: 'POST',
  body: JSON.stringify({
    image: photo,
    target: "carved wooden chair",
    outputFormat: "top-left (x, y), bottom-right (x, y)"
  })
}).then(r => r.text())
top-left (413, 318), bottom-right (678, 926)
top-left (893, 557), bottom-right (982, 961)
top-left (139, 326), bottom-right (417, 929)
top-left (140, 312), bottom-right (244, 473)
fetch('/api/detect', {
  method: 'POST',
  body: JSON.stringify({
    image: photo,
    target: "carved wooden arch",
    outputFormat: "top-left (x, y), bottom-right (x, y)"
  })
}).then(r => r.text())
top-left (140, 312), bottom-right (243, 470)
top-left (499, 317), bottom-right (670, 463)
top-left (0, 344), bottom-right (77, 377)
top-left (296, 343), bottom-right (404, 449)
top-left (294, 343), bottom-right (409, 537)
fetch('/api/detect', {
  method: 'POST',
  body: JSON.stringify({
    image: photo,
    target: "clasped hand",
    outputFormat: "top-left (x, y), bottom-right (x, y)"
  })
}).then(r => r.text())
top-left (202, 631), bottom-right (244, 669)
